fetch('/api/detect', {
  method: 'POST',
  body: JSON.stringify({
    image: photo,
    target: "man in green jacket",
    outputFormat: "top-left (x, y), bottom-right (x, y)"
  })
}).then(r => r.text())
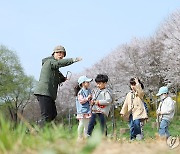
top-left (34, 45), bottom-right (82, 127)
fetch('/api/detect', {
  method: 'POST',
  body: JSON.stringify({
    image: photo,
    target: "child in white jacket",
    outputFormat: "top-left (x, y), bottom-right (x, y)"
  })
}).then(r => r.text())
top-left (156, 86), bottom-right (175, 138)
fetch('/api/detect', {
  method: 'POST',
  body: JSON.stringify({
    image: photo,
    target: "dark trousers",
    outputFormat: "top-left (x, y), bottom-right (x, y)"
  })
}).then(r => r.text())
top-left (36, 95), bottom-right (57, 127)
top-left (129, 114), bottom-right (141, 140)
top-left (87, 113), bottom-right (107, 136)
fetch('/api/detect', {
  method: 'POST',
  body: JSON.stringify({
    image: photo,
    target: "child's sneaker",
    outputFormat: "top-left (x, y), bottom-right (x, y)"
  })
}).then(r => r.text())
top-left (136, 134), bottom-right (143, 140)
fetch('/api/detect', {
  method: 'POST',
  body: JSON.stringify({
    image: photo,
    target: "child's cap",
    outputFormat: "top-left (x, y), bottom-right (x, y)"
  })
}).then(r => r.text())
top-left (78, 76), bottom-right (92, 85)
top-left (156, 86), bottom-right (168, 96)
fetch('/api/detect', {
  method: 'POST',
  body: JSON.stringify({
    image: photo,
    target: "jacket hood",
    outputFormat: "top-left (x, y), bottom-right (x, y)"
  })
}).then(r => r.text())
top-left (42, 56), bottom-right (54, 65)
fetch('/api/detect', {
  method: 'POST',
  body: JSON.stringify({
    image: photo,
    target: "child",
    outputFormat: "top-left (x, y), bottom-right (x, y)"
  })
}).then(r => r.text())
top-left (120, 77), bottom-right (148, 140)
top-left (87, 74), bottom-right (113, 136)
top-left (156, 86), bottom-right (175, 139)
top-left (74, 76), bottom-right (92, 140)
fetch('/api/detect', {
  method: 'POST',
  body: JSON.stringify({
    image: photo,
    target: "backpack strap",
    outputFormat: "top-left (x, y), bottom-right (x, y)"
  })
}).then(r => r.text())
top-left (131, 91), bottom-right (135, 113)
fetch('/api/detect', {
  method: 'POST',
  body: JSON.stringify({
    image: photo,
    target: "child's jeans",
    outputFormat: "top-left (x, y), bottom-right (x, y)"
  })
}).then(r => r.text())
top-left (87, 113), bottom-right (106, 136)
top-left (129, 114), bottom-right (141, 140)
top-left (159, 119), bottom-right (170, 138)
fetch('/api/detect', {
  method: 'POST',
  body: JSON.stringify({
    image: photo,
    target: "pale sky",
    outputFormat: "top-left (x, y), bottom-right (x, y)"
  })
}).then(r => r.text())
top-left (0, 0), bottom-right (180, 80)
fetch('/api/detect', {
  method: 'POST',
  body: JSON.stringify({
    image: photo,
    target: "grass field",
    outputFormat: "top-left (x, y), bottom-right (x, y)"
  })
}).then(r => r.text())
top-left (0, 115), bottom-right (180, 154)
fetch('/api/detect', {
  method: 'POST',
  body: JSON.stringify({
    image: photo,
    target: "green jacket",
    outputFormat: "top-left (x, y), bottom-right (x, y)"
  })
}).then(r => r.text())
top-left (34, 56), bottom-right (74, 100)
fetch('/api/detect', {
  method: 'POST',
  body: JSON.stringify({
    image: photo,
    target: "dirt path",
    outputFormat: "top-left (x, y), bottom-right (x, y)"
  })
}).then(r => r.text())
top-left (93, 139), bottom-right (180, 154)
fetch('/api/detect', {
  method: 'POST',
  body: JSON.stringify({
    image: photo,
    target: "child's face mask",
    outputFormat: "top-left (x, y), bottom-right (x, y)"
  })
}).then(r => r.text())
top-left (160, 94), bottom-right (166, 101)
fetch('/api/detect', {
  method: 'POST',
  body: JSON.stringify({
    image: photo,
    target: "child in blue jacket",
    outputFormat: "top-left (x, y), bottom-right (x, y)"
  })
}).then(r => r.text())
top-left (74, 76), bottom-right (92, 140)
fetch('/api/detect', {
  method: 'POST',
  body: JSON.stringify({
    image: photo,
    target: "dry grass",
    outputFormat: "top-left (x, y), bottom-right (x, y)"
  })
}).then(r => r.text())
top-left (93, 139), bottom-right (180, 154)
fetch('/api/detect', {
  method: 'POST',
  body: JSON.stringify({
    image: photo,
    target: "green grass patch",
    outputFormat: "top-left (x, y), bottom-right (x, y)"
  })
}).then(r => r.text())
top-left (0, 114), bottom-right (179, 153)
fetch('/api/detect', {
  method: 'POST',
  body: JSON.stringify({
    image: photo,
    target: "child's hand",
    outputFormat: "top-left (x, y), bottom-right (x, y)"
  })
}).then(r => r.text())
top-left (156, 110), bottom-right (162, 115)
top-left (120, 114), bottom-right (124, 117)
top-left (134, 77), bottom-right (139, 84)
top-left (90, 100), bottom-right (95, 105)
top-left (87, 94), bottom-right (92, 101)
top-left (95, 101), bottom-right (99, 105)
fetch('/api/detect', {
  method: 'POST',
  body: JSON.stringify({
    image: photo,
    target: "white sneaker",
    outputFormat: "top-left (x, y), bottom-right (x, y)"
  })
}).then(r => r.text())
top-left (136, 134), bottom-right (143, 140)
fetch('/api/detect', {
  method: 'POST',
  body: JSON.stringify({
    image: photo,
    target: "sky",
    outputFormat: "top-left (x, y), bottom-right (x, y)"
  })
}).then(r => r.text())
top-left (0, 0), bottom-right (180, 80)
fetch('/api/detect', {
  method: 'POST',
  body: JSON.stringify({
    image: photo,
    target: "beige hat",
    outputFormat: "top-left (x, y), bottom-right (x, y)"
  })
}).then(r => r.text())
top-left (52, 45), bottom-right (66, 57)
top-left (167, 136), bottom-right (179, 149)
